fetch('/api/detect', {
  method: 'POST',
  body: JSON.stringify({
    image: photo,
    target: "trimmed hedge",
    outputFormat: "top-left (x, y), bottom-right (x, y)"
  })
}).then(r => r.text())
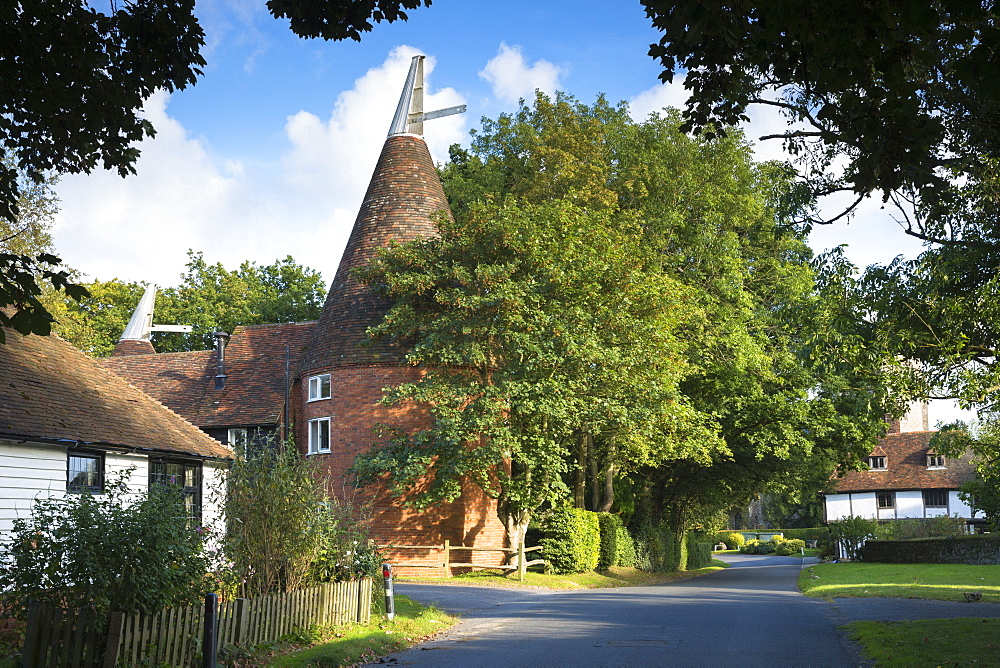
top-left (615, 525), bottom-right (638, 568)
top-left (540, 507), bottom-right (601, 574)
top-left (685, 533), bottom-right (713, 569)
top-left (780, 527), bottom-right (831, 545)
top-left (859, 535), bottom-right (1000, 564)
top-left (596, 513), bottom-right (638, 570)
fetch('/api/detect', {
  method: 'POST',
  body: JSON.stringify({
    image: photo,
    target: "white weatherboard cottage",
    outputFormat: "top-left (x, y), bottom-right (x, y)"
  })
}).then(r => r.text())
top-left (823, 402), bottom-right (981, 526)
top-left (0, 325), bottom-right (231, 540)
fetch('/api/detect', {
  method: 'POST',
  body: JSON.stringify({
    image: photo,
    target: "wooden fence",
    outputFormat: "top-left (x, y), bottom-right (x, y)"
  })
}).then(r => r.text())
top-left (380, 540), bottom-right (544, 581)
top-left (20, 578), bottom-right (372, 668)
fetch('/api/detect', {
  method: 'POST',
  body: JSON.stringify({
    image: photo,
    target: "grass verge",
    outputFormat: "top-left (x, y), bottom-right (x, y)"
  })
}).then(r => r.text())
top-left (397, 563), bottom-right (729, 589)
top-left (845, 618), bottom-right (1000, 666)
top-left (798, 562), bottom-right (1000, 602)
top-left (267, 595), bottom-right (456, 667)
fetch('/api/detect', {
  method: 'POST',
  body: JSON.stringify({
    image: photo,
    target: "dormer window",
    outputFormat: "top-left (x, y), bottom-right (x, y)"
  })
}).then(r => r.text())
top-left (867, 456), bottom-right (887, 470)
top-left (927, 454), bottom-right (946, 469)
top-left (308, 374), bottom-right (331, 401)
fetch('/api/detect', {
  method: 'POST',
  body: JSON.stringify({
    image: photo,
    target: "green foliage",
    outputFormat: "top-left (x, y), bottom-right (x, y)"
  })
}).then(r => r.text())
top-left (643, 0), bottom-right (1000, 247)
top-left (685, 533), bottom-right (713, 569)
top-left (859, 535), bottom-right (1000, 565)
top-left (718, 531), bottom-right (746, 550)
top-left (539, 507), bottom-right (601, 575)
top-left (220, 444), bottom-right (374, 597)
top-left (597, 513), bottom-right (628, 570)
top-left (887, 516), bottom-right (966, 540)
top-left (779, 527), bottom-right (830, 545)
top-left (930, 423), bottom-right (1000, 531)
top-left (829, 515), bottom-right (887, 560)
top-left (773, 538), bottom-right (806, 556)
top-left (740, 539), bottom-right (776, 555)
top-left (0, 472), bottom-right (208, 617)
top-left (614, 525), bottom-right (638, 569)
top-left (48, 251), bottom-right (325, 356)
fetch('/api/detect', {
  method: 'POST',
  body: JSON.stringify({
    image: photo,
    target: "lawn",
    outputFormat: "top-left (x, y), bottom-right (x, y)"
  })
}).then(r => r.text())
top-left (798, 562), bottom-right (1000, 602)
top-left (846, 618), bottom-right (1000, 666)
top-left (798, 562), bottom-right (1000, 667)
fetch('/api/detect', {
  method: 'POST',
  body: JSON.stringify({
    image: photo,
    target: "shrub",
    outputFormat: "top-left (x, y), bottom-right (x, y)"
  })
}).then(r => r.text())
top-left (829, 515), bottom-right (886, 560)
top-left (740, 539), bottom-right (776, 555)
top-left (539, 507), bottom-right (601, 574)
top-left (859, 535), bottom-right (1000, 564)
top-left (773, 538), bottom-right (806, 556)
top-left (718, 531), bottom-right (746, 549)
top-left (615, 525), bottom-right (638, 568)
top-left (685, 533), bottom-right (713, 569)
top-left (597, 513), bottom-right (623, 570)
top-left (779, 527), bottom-right (831, 546)
top-left (888, 516), bottom-right (966, 540)
top-left (0, 472), bottom-right (208, 618)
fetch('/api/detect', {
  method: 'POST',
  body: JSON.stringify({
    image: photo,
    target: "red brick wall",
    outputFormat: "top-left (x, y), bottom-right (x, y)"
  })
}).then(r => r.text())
top-left (298, 364), bottom-right (507, 575)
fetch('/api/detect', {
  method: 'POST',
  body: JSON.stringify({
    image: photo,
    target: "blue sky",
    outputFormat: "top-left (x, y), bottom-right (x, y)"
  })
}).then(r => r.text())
top-left (49, 0), bottom-right (962, 422)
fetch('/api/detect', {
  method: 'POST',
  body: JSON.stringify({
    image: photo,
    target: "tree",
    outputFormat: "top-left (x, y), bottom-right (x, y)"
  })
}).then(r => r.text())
top-left (931, 422), bottom-right (1000, 531)
top-left (48, 251), bottom-right (326, 356)
top-left (356, 94), bottom-right (902, 551)
top-left (352, 198), bottom-right (716, 545)
top-left (2, 0), bottom-right (430, 341)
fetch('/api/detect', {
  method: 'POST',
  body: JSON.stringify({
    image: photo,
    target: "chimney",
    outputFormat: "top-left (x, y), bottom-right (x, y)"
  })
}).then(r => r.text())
top-left (213, 331), bottom-right (230, 390)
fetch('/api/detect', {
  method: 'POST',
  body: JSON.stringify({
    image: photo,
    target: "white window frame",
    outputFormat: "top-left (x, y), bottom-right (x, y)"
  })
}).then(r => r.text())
top-left (926, 454), bottom-right (946, 469)
top-left (228, 428), bottom-right (249, 453)
top-left (308, 417), bottom-right (331, 455)
top-left (876, 492), bottom-right (895, 508)
top-left (308, 374), bottom-right (332, 402)
top-left (923, 489), bottom-right (948, 507)
top-left (868, 456), bottom-right (887, 471)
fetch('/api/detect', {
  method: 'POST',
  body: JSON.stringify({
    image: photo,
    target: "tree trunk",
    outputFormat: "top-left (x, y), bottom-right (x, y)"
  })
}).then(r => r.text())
top-left (574, 434), bottom-right (587, 508)
top-left (598, 462), bottom-right (615, 512)
top-left (588, 434), bottom-right (599, 511)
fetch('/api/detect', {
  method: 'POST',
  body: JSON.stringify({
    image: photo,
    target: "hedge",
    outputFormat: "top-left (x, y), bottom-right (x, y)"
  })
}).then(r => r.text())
top-left (540, 507), bottom-right (601, 574)
top-left (779, 527), bottom-right (831, 545)
top-left (597, 513), bottom-right (638, 570)
top-left (685, 533), bottom-right (713, 569)
top-left (859, 535), bottom-right (1000, 564)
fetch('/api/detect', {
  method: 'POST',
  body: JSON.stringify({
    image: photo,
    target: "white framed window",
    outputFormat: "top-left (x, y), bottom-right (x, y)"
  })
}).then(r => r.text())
top-left (877, 492), bottom-right (895, 508)
top-left (868, 456), bottom-right (887, 471)
top-left (308, 417), bottom-right (331, 454)
top-left (308, 374), bottom-right (332, 401)
top-left (926, 454), bottom-right (946, 469)
top-left (228, 428), bottom-right (249, 454)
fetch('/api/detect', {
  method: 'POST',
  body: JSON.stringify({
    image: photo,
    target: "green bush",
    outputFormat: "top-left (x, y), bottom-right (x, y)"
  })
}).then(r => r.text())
top-left (597, 513), bottom-right (623, 570)
top-left (718, 531), bottom-right (746, 549)
top-left (859, 535), bottom-right (1000, 564)
top-left (773, 538), bottom-right (806, 556)
top-left (0, 472), bottom-right (208, 618)
top-left (779, 527), bottom-right (830, 546)
top-left (615, 525), bottom-right (638, 568)
top-left (740, 539), bottom-right (777, 555)
top-left (888, 516), bottom-right (966, 540)
top-left (540, 507), bottom-right (601, 574)
top-left (829, 515), bottom-right (886, 560)
top-left (685, 533), bottom-right (713, 569)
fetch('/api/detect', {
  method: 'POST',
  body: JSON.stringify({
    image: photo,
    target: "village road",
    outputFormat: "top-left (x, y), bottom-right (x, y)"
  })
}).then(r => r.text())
top-left (376, 554), bottom-right (1000, 667)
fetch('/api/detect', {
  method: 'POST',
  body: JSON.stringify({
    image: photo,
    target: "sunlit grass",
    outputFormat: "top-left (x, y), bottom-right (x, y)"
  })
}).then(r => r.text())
top-left (399, 562), bottom-right (729, 590)
top-left (269, 595), bottom-right (456, 667)
top-left (846, 618), bottom-right (1000, 666)
top-left (798, 563), bottom-right (1000, 602)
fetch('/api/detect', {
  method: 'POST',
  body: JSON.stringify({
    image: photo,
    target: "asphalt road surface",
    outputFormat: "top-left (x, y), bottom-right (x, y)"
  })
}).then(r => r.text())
top-left (370, 554), bottom-right (1000, 667)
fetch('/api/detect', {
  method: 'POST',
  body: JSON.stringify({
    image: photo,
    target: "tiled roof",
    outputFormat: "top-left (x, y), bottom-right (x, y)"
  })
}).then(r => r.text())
top-left (102, 322), bottom-right (315, 428)
top-left (300, 134), bottom-right (449, 373)
top-left (0, 329), bottom-right (231, 459)
top-left (832, 431), bottom-right (978, 492)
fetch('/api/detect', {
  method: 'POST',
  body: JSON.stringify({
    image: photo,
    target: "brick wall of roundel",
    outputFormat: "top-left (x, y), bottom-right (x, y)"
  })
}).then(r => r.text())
top-left (299, 364), bottom-right (507, 575)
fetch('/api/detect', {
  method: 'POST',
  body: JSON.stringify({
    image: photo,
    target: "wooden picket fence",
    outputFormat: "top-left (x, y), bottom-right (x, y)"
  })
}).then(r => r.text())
top-left (20, 578), bottom-right (372, 667)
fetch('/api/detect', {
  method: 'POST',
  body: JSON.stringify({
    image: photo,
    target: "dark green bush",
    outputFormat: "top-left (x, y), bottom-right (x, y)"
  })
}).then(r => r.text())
top-left (685, 533), bottom-right (713, 569)
top-left (859, 535), bottom-right (1000, 564)
top-left (887, 516), bottom-right (966, 540)
top-left (597, 513), bottom-right (623, 570)
top-left (540, 507), bottom-right (601, 574)
top-left (829, 516), bottom-right (886, 560)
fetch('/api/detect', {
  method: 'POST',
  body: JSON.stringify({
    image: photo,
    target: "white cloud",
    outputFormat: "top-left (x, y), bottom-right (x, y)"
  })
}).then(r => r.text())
top-left (52, 48), bottom-right (468, 287)
top-left (479, 43), bottom-right (564, 104)
top-left (628, 80), bottom-right (688, 122)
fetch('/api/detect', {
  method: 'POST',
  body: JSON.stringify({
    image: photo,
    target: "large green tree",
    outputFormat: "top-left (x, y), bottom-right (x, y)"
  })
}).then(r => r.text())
top-left (353, 198), bottom-right (719, 545)
top-left (356, 94), bottom-right (902, 549)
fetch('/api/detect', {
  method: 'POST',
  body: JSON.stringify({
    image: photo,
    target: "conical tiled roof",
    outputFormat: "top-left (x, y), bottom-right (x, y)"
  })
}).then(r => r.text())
top-left (301, 133), bottom-right (450, 371)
